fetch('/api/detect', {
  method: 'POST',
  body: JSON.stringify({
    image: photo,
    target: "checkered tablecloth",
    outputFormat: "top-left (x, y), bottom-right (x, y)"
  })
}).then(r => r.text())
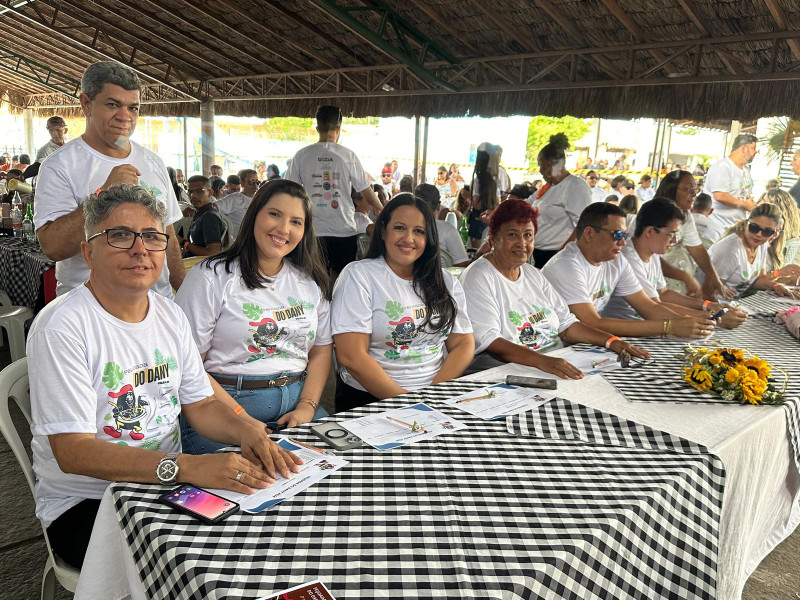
top-left (111, 380), bottom-right (726, 600)
top-left (598, 294), bottom-right (800, 475)
top-left (0, 237), bottom-right (53, 309)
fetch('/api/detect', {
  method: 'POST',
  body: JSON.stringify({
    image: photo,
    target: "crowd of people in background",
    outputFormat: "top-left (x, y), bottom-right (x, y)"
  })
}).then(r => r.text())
top-left (11, 59), bottom-right (800, 571)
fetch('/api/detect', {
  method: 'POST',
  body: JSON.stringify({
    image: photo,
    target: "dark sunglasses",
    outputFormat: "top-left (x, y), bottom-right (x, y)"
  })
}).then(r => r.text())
top-left (593, 227), bottom-right (629, 242)
top-left (747, 222), bottom-right (776, 237)
top-left (587, 176), bottom-right (598, 180)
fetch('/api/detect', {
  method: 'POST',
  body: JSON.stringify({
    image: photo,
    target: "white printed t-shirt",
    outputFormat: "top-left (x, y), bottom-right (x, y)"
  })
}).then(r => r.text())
top-left (331, 257), bottom-right (472, 391)
top-left (175, 259), bottom-right (332, 376)
top-left (590, 186), bottom-right (607, 203)
top-left (603, 243), bottom-right (666, 320)
top-left (33, 137), bottom-right (182, 297)
top-left (541, 242), bottom-right (643, 314)
top-left (215, 192), bottom-right (252, 237)
top-left (27, 286), bottom-right (212, 527)
top-left (285, 142), bottom-right (370, 237)
top-left (704, 158), bottom-right (753, 229)
top-left (460, 257), bottom-right (578, 371)
top-left (692, 212), bottom-right (724, 245)
top-left (532, 174), bottom-right (592, 250)
top-left (436, 220), bottom-right (469, 266)
top-left (354, 211), bottom-right (372, 234)
top-left (706, 233), bottom-right (768, 297)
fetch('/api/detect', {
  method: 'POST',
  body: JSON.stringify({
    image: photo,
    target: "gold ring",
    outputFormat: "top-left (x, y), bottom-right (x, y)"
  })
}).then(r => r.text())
top-left (235, 471), bottom-right (244, 482)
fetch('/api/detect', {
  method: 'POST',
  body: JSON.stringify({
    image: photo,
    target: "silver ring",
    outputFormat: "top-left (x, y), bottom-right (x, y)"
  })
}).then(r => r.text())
top-left (235, 471), bottom-right (244, 482)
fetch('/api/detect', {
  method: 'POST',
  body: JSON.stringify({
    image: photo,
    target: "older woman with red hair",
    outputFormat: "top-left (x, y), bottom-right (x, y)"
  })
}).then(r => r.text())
top-left (459, 199), bottom-right (648, 377)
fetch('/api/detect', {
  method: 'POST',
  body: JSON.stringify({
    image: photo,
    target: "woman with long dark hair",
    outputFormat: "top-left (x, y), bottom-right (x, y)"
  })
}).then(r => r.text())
top-left (176, 179), bottom-right (332, 453)
top-left (331, 193), bottom-right (474, 411)
top-left (655, 170), bottom-right (732, 299)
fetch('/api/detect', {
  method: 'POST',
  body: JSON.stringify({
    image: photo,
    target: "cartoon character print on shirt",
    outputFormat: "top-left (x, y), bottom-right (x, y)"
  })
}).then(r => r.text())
top-left (383, 301), bottom-right (445, 364)
top-left (101, 349), bottom-right (180, 449)
top-left (242, 298), bottom-right (314, 363)
top-left (508, 307), bottom-right (558, 352)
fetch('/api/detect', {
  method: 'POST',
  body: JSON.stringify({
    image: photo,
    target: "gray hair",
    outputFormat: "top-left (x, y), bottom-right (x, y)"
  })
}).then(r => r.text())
top-left (81, 61), bottom-right (141, 99)
top-left (84, 184), bottom-right (167, 238)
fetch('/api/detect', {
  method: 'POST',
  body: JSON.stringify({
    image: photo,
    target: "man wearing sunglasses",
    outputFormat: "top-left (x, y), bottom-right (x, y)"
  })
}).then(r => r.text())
top-left (585, 170), bottom-right (607, 203)
top-left (542, 203), bottom-right (715, 339)
top-left (215, 168), bottom-right (259, 238)
top-left (27, 184), bottom-right (301, 570)
top-left (704, 133), bottom-right (757, 230)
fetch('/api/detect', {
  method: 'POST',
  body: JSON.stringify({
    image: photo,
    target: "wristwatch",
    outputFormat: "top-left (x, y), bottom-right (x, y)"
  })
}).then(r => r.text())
top-left (156, 452), bottom-right (180, 485)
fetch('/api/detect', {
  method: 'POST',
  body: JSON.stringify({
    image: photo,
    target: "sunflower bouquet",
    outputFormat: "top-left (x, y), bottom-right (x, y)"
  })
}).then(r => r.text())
top-left (679, 346), bottom-right (787, 405)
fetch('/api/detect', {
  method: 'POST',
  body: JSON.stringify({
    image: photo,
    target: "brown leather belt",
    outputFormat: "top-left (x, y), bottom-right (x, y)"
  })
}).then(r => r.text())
top-left (213, 372), bottom-right (306, 389)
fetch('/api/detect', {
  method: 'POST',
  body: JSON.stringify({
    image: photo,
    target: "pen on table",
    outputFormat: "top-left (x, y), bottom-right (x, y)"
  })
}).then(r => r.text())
top-left (457, 390), bottom-right (495, 403)
top-left (385, 416), bottom-right (426, 433)
top-left (591, 357), bottom-right (615, 369)
top-left (288, 438), bottom-right (326, 454)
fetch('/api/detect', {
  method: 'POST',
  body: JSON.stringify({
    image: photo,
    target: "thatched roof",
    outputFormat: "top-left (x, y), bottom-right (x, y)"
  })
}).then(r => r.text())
top-left (3, 0), bottom-right (800, 120)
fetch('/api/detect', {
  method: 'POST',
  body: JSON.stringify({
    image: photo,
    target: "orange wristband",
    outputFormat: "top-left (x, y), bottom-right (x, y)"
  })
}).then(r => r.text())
top-left (233, 405), bottom-right (245, 415)
top-left (702, 300), bottom-right (711, 310)
top-left (773, 269), bottom-right (780, 279)
top-left (605, 336), bottom-right (620, 349)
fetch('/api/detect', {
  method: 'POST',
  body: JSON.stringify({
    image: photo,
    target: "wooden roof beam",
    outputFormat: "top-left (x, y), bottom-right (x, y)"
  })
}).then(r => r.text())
top-left (0, 0), bottom-right (201, 99)
top-left (532, 0), bottom-right (618, 80)
top-left (599, 0), bottom-right (677, 75)
top-left (212, 0), bottom-right (337, 69)
top-left (257, 0), bottom-right (368, 66)
top-left (131, 0), bottom-right (285, 73)
top-left (402, 0), bottom-right (476, 56)
top-left (674, 0), bottom-right (740, 75)
top-left (468, 0), bottom-right (538, 54)
top-left (763, 0), bottom-right (800, 61)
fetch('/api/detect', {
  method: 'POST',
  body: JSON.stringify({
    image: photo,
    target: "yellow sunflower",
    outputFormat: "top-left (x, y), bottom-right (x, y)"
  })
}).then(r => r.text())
top-left (725, 369), bottom-right (740, 383)
top-left (744, 357), bottom-right (771, 379)
top-left (709, 354), bottom-right (724, 366)
top-left (686, 365), bottom-right (713, 392)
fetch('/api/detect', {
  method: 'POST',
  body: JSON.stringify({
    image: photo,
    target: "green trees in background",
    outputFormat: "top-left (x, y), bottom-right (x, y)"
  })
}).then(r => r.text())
top-left (526, 116), bottom-right (592, 166)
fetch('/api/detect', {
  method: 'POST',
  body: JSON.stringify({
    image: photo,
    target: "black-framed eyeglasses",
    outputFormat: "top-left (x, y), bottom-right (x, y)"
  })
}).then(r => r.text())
top-left (653, 227), bottom-right (680, 241)
top-left (747, 222), bottom-right (776, 237)
top-left (86, 228), bottom-right (170, 251)
top-left (593, 227), bottom-right (629, 242)
top-left (245, 179), bottom-right (259, 185)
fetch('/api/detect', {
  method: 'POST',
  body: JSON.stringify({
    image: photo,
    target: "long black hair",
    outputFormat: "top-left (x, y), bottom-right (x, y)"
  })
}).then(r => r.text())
top-left (366, 193), bottom-right (456, 333)
top-left (207, 179), bottom-right (332, 300)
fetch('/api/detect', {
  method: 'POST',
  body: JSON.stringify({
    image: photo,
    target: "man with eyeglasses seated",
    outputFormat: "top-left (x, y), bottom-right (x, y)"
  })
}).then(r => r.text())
top-left (27, 184), bottom-right (301, 570)
top-left (215, 168), bottom-right (259, 237)
top-left (603, 198), bottom-right (746, 329)
top-left (541, 203), bottom-right (716, 339)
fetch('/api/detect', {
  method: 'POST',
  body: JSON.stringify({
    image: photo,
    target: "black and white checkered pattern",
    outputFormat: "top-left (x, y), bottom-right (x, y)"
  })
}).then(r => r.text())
top-left (0, 237), bottom-right (53, 308)
top-left (737, 290), bottom-right (799, 317)
top-left (112, 379), bottom-right (726, 600)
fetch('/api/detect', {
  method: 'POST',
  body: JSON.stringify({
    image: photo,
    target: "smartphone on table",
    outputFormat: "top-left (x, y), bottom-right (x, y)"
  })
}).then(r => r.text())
top-left (310, 421), bottom-right (364, 451)
top-left (159, 485), bottom-right (239, 524)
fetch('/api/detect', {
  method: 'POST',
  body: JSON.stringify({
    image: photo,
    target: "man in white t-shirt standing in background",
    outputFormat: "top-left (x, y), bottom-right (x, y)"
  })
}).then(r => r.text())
top-left (34, 61), bottom-right (185, 296)
top-left (285, 105), bottom-right (382, 274)
top-left (35, 116), bottom-right (68, 162)
top-left (215, 168), bottom-right (258, 237)
top-left (703, 133), bottom-right (757, 230)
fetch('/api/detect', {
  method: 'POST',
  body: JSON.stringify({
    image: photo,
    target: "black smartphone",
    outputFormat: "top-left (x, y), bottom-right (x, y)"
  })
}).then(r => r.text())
top-left (159, 485), bottom-right (239, 524)
top-left (505, 375), bottom-right (558, 390)
top-left (266, 421), bottom-right (287, 432)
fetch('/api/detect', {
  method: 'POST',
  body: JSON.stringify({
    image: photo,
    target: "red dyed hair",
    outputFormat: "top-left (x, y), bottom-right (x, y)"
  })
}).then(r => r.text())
top-left (488, 199), bottom-right (539, 238)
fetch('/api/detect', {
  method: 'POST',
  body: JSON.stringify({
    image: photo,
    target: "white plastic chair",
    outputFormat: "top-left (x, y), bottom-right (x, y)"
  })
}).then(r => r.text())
top-left (0, 305), bottom-right (33, 360)
top-left (440, 249), bottom-right (455, 267)
top-left (0, 358), bottom-right (80, 599)
top-left (356, 233), bottom-right (371, 259)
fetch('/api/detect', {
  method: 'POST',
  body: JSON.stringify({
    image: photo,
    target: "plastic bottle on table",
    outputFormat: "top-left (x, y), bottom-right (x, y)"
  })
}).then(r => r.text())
top-left (11, 203), bottom-right (22, 238)
top-left (22, 203), bottom-right (34, 242)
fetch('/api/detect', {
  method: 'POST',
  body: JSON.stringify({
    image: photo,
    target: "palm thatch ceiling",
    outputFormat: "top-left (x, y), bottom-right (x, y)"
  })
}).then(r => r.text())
top-left (1, 0), bottom-right (800, 120)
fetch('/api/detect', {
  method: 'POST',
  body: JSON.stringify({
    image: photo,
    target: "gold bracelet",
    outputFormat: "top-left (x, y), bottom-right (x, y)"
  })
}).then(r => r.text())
top-left (665, 319), bottom-right (672, 337)
top-left (298, 398), bottom-right (318, 410)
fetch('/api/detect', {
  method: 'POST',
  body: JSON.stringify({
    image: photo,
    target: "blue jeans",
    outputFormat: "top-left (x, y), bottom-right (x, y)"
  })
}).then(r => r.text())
top-left (180, 370), bottom-right (329, 455)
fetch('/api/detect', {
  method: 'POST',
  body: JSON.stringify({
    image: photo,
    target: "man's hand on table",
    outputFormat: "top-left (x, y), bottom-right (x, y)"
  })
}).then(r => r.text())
top-left (178, 452), bottom-right (276, 494)
top-left (239, 421), bottom-right (303, 481)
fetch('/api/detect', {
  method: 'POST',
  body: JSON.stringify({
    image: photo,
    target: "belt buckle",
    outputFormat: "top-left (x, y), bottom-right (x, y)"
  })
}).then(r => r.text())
top-left (271, 376), bottom-right (288, 387)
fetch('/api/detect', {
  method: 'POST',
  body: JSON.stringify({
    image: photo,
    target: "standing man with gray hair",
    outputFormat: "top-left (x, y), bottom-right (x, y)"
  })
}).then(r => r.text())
top-left (703, 132), bottom-right (758, 230)
top-left (34, 61), bottom-right (185, 296)
top-left (35, 116), bottom-right (68, 162)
